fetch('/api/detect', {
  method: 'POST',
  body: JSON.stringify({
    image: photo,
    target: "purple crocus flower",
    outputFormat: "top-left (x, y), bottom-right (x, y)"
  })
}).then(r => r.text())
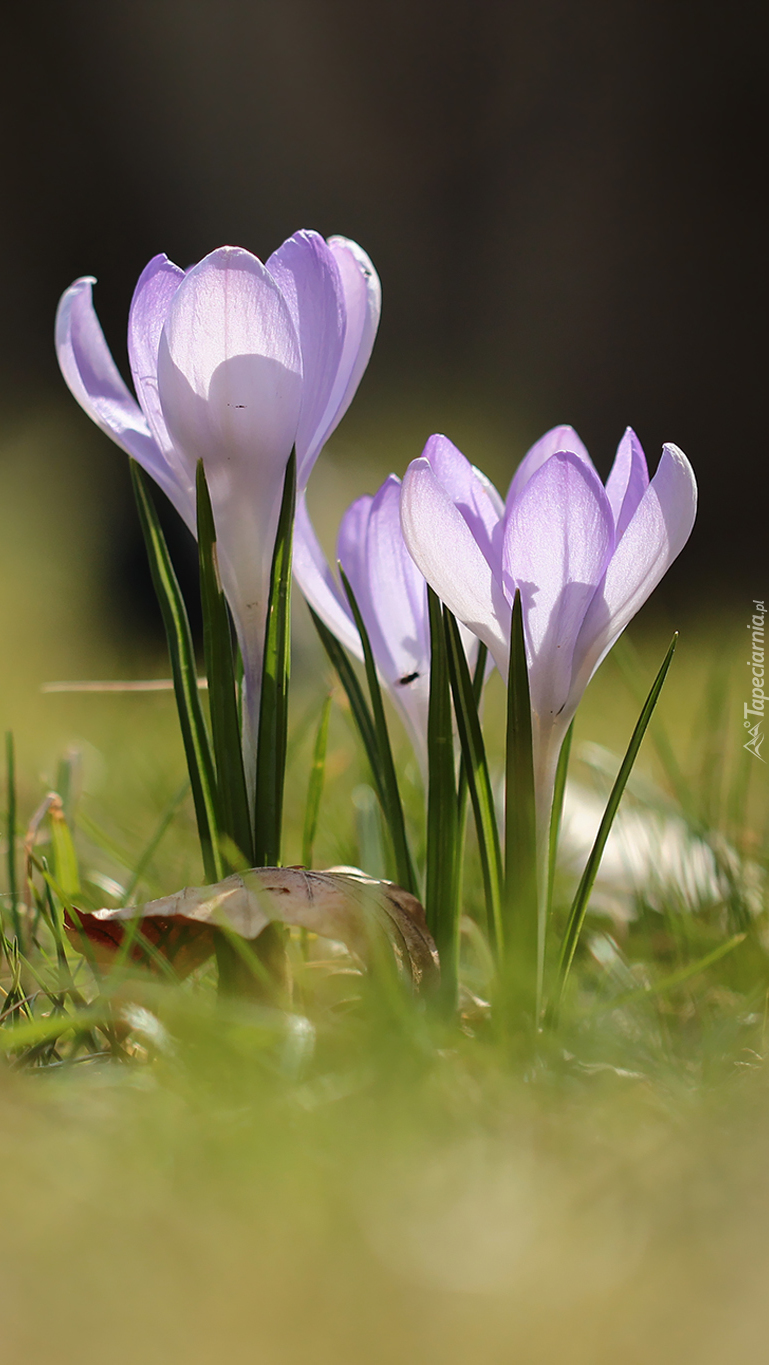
top-left (55, 231), bottom-right (381, 755)
top-left (294, 464), bottom-right (490, 772)
top-left (400, 426), bottom-right (697, 833)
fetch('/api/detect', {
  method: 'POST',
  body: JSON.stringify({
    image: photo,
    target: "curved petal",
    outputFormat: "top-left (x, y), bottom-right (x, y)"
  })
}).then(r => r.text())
top-left (157, 246), bottom-right (303, 718)
top-left (340, 477), bottom-right (432, 772)
top-left (605, 427), bottom-right (649, 541)
top-left (336, 492), bottom-right (373, 605)
top-left (421, 433), bottom-right (504, 573)
top-left (571, 443), bottom-right (698, 700)
top-left (506, 424), bottom-right (595, 509)
top-left (400, 456), bottom-right (510, 672)
top-left (127, 253), bottom-right (196, 528)
top-left (55, 277), bottom-right (177, 500)
top-left (343, 476), bottom-right (430, 691)
top-left (322, 236), bottom-right (381, 427)
top-left (293, 493), bottom-right (362, 659)
top-left (157, 245), bottom-right (302, 468)
top-left (502, 452), bottom-right (614, 722)
top-left (266, 231), bottom-right (346, 486)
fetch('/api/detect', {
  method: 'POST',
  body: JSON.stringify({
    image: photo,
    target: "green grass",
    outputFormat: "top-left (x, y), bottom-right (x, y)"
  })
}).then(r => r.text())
top-left (1, 409), bottom-right (767, 1363)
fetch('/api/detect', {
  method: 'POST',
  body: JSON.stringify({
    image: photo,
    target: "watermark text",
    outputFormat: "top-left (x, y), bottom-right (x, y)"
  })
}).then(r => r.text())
top-left (744, 598), bottom-right (766, 761)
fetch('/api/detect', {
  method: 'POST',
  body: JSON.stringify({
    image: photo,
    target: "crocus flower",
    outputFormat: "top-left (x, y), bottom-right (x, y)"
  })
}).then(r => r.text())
top-left (293, 463), bottom-right (491, 772)
top-left (55, 231), bottom-right (381, 755)
top-left (294, 476), bottom-right (431, 767)
top-left (400, 426), bottom-right (697, 835)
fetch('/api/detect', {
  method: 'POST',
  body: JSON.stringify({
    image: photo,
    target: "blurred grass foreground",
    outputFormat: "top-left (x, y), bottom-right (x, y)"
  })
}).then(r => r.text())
top-left (1, 408), bottom-right (768, 1365)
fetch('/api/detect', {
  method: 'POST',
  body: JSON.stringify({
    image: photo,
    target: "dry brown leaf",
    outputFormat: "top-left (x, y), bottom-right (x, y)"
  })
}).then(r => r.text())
top-left (66, 867), bottom-right (439, 988)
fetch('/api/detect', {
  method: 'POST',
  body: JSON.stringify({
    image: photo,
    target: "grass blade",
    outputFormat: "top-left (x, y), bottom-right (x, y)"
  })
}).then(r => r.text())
top-left (5, 731), bottom-right (21, 943)
top-left (254, 451), bottom-right (296, 868)
top-left (547, 720), bottom-right (573, 913)
top-left (120, 780), bottom-right (190, 907)
top-left (310, 611), bottom-right (380, 770)
top-left (131, 461), bottom-right (221, 884)
top-left (196, 460), bottom-right (253, 867)
top-left (302, 691), bottom-right (333, 869)
top-left (555, 634), bottom-right (678, 1009)
top-left (444, 610), bottom-right (503, 953)
top-left (49, 797), bottom-right (80, 899)
top-left (425, 587), bottom-right (459, 1001)
top-left (340, 567), bottom-right (417, 896)
top-left (504, 589), bottom-right (538, 1015)
top-left (611, 634), bottom-right (689, 811)
top-left (590, 933), bottom-right (746, 1017)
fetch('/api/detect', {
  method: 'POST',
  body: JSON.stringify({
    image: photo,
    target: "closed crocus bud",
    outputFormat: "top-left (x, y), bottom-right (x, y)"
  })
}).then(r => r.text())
top-left (294, 476), bottom-right (432, 770)
top-left (55, 231), bottom-right (381, 752)
top-left (294, 462), bottom-right (489, 775)
top-left (400, 426), bottom-right (697, 835)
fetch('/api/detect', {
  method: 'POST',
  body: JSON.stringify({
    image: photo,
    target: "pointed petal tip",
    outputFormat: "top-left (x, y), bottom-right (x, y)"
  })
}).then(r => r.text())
top-left (186, 244), bottom-right (266, 277)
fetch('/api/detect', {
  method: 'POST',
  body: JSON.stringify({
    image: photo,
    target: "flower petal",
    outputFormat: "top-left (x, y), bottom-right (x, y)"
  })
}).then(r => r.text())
top-left (157, 246), bottom-right (303, 708)
top-left (400, 456), bottom-right (510, 672)
top-left (324, 236), bottom-right (381, 421)
top-left (506, 424), bottom-right (595, 508)
top-left (420, 433), bottom-right (504, 572)
top-left (336, 492), bottom-right (373, 606)
top-left (127, 253), bottom-right (196, 527)
top-left (503, 452), bottom-right (614, 722)
top-left (338, 478), bottom-right (431, 770)
top-left (604, 427), bottom-right (649, 540)
top-left (157, 245), bottom-right (302, 469)
top-left (293, 492), bottom-right (362, 659)
top-left (341, 476), bottom-right (429, 690)
top-left (55, 276), bottom-right (169, 488)
top-left (571, 443), bottom-right (698, 699)
top-left (266, 231), bottom-right (346, 485)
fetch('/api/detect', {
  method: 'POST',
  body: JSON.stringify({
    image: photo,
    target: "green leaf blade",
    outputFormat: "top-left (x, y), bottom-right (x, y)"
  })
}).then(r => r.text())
top-left (444, 611), bottom-right (503, 954)
top-left (425, 587), bottom-right (459, 1001)
top-left (131, 462), bottom-right (222, 884)
top-left (196, 461), bottom-right (254, 868)
top-left (555, 633), bottom-right (679, 1011)
top-left (302, 691), bottom-right (333, 869)
top-left (339, 568), bottom-right (417, 896)
top-left (504, 589), bottom-right (538, 1017)
top-left (254, 451), bottom-right (297, 869)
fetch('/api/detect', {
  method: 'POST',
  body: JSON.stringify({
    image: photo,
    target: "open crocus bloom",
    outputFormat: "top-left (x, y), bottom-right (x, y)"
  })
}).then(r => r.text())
top-left (294, 468), bottom-right (488, 773)
top-left (400, 426), bottom-right (697, 833)
top-left (55, 231), bottom-right (381, 754)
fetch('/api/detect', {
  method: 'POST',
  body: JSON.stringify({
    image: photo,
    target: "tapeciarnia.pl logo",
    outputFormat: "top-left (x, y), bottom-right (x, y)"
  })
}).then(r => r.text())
top-left (744, 599), bottom-right (766, 762)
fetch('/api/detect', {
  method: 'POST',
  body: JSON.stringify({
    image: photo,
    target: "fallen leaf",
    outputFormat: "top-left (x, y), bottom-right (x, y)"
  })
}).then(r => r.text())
top-left (66, 867), bottom-right (439, 988)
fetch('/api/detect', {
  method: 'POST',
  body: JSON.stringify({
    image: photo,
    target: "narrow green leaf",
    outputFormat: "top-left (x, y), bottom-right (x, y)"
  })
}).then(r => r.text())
top-left (504, 589), bottom-right (538, 1012)
top-left (196, 460), bottom-right (253, 867)
top-left (310, 610), bottom-right (380, 772)
top-left (131, 462), bottom-right (222, 883)
top-left (340, 567), bottom-right (417, 896)
top-left (591, 933), bottom-right (746, 1017)
top-left (611, 634), bottom-right (689, 811)
top-left (0, 1008), bottom-right (109, 1056)
top-left (302, 692), bottom-right (333, 869)
top-left (39, 856), bottom-right (73, 991)
top-left (555, 634), bottom-right (678, 1009)
top-left (254, 451), bottom-right (296, 868)
top-left (425, 587), bottom-right (459, 1000)
top-left (5, 731), bottom-right (21, 944)
top-left (49, 799), bottom-right (80, 899)
top-left (547, 720), bottom-right (573, 913)
top-left (120, 780), bottom-right (190, 907)
top-left (453, 643), bottom-right (489, 961)
top-left (444, 611), bottom-right (503, 953)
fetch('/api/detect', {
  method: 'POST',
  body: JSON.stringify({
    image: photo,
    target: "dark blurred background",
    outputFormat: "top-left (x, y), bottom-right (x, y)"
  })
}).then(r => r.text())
top-left (2, 0), bottom-right (767, 649)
